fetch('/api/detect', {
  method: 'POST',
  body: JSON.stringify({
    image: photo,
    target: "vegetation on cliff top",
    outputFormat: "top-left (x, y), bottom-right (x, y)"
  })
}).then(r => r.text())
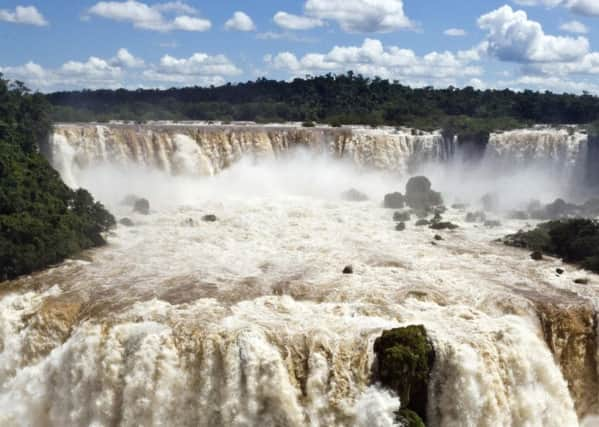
top-left (0, 74), bottom-right (115, 281)
top-left (47, 73), bottom-right (599, 134)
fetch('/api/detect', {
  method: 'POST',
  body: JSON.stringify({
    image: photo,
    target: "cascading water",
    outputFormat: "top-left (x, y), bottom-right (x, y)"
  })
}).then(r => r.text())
top-left (1, 122), bottom-right (598, 427)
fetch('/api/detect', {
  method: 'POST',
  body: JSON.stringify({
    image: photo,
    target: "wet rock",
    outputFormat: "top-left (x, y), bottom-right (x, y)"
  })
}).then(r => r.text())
top-left (531, 251), bottom-right (544, 261)
top-left (415, 219), bottom-right (430, 227)
top-left (434, 234), bottom-right (443, 241)
top-left (393, 211), bottom-right (411, 222)
top-left (430, 222), bottom-right (458, 230)
top-left (556, 268), bottom-right (565, 275)
top-left (484, 220), bottom-right (502, 228)
top-left (374, 325), bottom-right (434, 425)
top-left (342, 188), bottom-right (369, 202)
top-left (405, 176), bottom-right (443, 211)
top-left (465, 211), bottom-right (486, 223)
top-left (202, 214), bottom-right (218, 222)
top-left (384, 192), bottom-right (405, 209)
top-left (574, 278), bottom-right (589, 285)
top-left (395, 222), bottom-right (406, 231)
top-left (342, 265), bottom-right (353, 274)
top-left (119, 218), bottom-right (134, 227)
top-left (133, 198), bottom-right (150, 215)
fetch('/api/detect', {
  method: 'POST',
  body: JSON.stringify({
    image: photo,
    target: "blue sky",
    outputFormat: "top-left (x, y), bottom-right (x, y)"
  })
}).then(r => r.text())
top-left (1, 0), bottom-right (599, 93)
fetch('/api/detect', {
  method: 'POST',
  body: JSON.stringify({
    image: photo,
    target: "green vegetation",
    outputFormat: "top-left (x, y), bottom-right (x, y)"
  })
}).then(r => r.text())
top-left (504, 219), bottom-right (599, 273)
top-left (0, 75), bottom-right (115, 281)
top-left (47, 73), bottom-right (599, 135)
top-left (374, 325), bottom-right (435, 426)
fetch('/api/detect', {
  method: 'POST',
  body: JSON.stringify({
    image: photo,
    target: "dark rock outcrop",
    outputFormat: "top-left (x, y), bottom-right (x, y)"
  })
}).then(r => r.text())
top-left (342, 265), bottom-right (353, 274)
top-left (202, 214), bottom-right (218, 222)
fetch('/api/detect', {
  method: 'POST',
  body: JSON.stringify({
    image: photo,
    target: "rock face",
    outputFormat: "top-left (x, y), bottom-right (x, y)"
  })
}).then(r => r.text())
top-left (133, 198), bottom-right (150, 215)
top-left (405, 176), bottom-right (443, 212)
top-left (384, 192), bottom-right (405, 209)
top-left (537, 302), bottom-right (599, 417)
top-left (374, 325), bottom-right (435, 426)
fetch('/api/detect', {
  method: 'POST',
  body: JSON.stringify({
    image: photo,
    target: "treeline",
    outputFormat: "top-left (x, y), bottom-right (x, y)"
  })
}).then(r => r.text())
top-left (47, 73), bottom-right (599, 133)
top-left (0, 74), bottom-right (115, 281)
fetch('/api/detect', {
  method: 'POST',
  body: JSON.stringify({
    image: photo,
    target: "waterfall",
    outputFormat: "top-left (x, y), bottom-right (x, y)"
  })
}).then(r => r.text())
top-left (1, 122), bottom-right (597, 426)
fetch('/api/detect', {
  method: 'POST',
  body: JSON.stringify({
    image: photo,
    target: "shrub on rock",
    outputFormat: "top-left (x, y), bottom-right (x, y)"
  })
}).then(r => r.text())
top-left (374, 325), bottom-right (434, 425)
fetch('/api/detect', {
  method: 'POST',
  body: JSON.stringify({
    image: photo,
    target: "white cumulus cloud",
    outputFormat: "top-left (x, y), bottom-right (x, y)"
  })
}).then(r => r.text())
top-left (88, 0), bottom-right (211, 32)
top-left (513, 0), bottom-right (599, 16)
top-left (560, 20), bottom-right (588, 34)
top-left (274, 0), bottom-right (413, 33)
top-left (478, 5), bottom-right (589, 63)
top-left (273, 12), bottom-right (323, 31)
top-left (225, 11), bottom-right (256, 32)
top-left (444, 28), bottom-right (467, 37)
top-left (0, 5), bottom-right (48, 26)
top-left (266, 38), bottom-right (482, 87)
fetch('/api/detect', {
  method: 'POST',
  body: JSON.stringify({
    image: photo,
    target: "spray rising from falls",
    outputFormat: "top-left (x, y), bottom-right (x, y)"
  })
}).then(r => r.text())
top-left (0, 123), bottom-right (598, 426)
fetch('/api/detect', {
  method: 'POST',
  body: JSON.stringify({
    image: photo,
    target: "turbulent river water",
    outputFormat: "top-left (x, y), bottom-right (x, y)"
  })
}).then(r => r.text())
top-left (1, 123), bottom-right (599, 427)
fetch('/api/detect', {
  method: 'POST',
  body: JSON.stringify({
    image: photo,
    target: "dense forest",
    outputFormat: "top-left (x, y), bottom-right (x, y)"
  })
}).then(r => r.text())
top-left (0, 74), bottom-right (115, 281)
top-left (48, 73), bottom-right (599, 135)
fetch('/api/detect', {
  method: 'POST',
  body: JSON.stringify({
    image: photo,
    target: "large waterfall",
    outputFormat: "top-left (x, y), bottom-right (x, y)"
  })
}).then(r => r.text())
top-left (1, 122), bottom-right (598, 426)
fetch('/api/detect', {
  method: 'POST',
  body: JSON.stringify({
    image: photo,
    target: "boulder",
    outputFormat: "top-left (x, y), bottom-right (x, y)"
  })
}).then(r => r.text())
top-left (556, 268), bottom-right (565, 275)
top-left (342, 265), bottom-right (353, 274)
top-left (202, 214), bottom-right (218, 222)
top-left (394, 211), bottom-right (411, 222)
top-left (395, 222), bottom-right (406, 231)
top-left (405, 176), bottom-right (443, 211)
top-left (574, 278), bottom-right (589, 285)
top-left (342, 188), bottom-right (369, 202)
top-left (531, 251), bottom-right (544, 261)
top-left (434, 234), bottom-right (444, 241)
top-left (384, 192), bottom-right (405, 209)
top-left (119, 217), bottom-right (134, 227)
top-left (374, 325), bottom-right (434, 425)
top-left (133, 198), bottom-right (150, 215)
top-left (430, 222), bottom-right (458, 230)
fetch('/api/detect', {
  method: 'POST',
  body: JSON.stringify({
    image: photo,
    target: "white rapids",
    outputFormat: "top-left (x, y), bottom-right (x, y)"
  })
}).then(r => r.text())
top-left (0, 123), bottom-right (598, 427)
